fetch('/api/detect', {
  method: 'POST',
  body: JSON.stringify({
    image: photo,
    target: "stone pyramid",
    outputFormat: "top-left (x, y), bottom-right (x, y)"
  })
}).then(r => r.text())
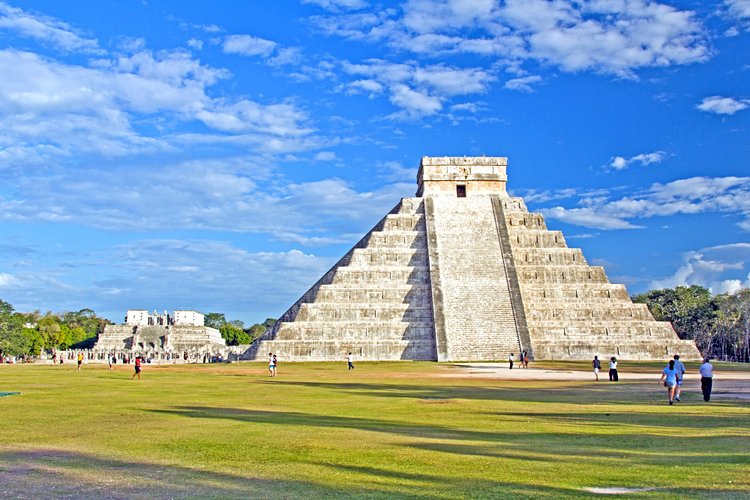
top-left (244, 156), bottom-right (700, 361)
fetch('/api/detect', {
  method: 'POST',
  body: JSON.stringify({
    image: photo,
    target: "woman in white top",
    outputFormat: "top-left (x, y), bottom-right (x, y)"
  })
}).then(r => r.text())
top-left (608, 357), bottom-right (618, 382)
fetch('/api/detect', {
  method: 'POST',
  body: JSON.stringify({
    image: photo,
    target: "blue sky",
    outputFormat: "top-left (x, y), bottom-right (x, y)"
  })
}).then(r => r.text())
top-left (0, 0), bottom-right (749, 325)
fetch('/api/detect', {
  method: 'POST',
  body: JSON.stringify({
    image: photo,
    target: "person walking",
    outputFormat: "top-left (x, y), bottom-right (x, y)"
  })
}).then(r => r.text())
top-left (660, 359), bottom-right (679, 405)
top-left (608, 357), bottom-right (618, 382)
top-left (77, 352), bottom-right (83, 371)
top-left (347, 352), bottom-right (354, 370)
top-left (508, 353), bottom-right (514, 370)
top-left (699, 357), bottom-right (714, 402)
top-left (592, 356), bottom-right (601, 381)
top-left (268, 353), bottom-right (275, 377)
top-left (673, 354), bottom-right (686, 401)
top-left (132, 356), bottom-right (142, 380)
top-left (272, 354), bottom-right (278, 377)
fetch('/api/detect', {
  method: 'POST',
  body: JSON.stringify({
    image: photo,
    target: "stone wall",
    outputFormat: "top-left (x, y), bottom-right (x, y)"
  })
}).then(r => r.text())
top-left (244, 199), bottom-right (437, 361)
top-left (241, 156), bottom-right (701, 362)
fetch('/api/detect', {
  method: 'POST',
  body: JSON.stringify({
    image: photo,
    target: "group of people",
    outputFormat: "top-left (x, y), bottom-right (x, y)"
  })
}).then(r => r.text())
top-left (591, 356), bottom-right (619, 381)
top-left (659, 355), bottom-right (715, 404)
top-left (508, 351), bottom-right (529, 369)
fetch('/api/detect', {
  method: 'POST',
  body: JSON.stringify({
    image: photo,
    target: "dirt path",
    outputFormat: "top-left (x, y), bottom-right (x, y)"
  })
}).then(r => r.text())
top-left (442, 363), bottom-right (750, 400)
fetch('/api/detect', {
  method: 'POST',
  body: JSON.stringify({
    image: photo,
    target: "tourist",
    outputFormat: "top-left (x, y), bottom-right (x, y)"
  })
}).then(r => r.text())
top-left (347, 352), bottom-right (354, 370)
top-left (699, 357), bottom-right (714, 402)
top-left (592, 356), bottom-right (601, 381)
top-left (673, 354), bottom-right (686, 401)
top-left (272, 354), bottom-right (278, 376)
top-left (268, 353), bottom-right (274, 376)
top-left (523, 351), bottom-right (529, 368)
top-left (660, 359), bottom-right (679, 405)
top-left (608, 357), bottom-right (618, 382)
top-left (132, 356), bottom-right (142, 380)
top-left (108, 354), bottom-right (113, 370)
top-left (77, 352), bottom-right (83, 371)
top-left (508, 353), bottom-right (514, 370)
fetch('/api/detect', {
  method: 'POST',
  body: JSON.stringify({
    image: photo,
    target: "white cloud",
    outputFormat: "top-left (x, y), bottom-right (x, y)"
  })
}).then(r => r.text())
top-left (314, 151), bottom-right (336, 161)
top-left (725, 0), bottom-right (750, 21)
top-left (0, 156), bottom-right (414, 245)
top-left (313, 0), bottom-right (711, 78)
top-left (344, 79), bottom-right (384, 96)
top-left (302, 0), bottom-right (368, 12)
top-left (650, 243), bottom-right (750, 293)
top-left (0, 2), bottom-right (101, 53)
top-left (389, 84), bottom-right (443, 117)
top-left (0, 272), bottom-right (19, 287)
top-left (608, 151), bottom-right (667, 170)
top-left (187, 38), bottom-right (203, 50)
top-left (223, 34), bottom-right (277, 57)
top-left (0, 47), bottom-right (318, 163)
top-left (541, 206), bottom-right (644, 230)
top-left (341, 59), bottom-right (492, 117)
top-left (538, 176), bottom-right (750, 230)
top-left (696, 96), bottom-right (750, 115)
top-left (504, 75), bottom-right (542, 92)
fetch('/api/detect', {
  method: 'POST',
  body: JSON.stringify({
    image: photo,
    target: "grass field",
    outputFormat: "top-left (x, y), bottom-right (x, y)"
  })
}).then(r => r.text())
top-left (1, 360), bottom-right (748, 499)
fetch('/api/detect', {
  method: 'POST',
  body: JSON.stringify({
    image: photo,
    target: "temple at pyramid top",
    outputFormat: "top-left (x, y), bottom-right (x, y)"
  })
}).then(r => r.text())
top-left (244, 156), bottom-right (700, 362)
top-left (417, 156), bottom-right (508, 197)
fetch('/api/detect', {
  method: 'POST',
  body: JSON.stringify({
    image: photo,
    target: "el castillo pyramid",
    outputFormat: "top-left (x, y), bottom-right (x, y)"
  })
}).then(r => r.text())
top-left (243, 156), bottom-right (700, 361)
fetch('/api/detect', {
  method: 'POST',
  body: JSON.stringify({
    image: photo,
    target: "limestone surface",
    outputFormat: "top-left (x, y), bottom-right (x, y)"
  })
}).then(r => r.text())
top-left (245, 156), bottom-right (700, 361)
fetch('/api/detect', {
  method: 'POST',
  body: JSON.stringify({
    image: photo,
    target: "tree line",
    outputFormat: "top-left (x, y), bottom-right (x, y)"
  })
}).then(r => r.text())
top-left (202, 312), bottom-right (276, 346)
top-left (0, 299), bottom-right (276, 358)
top-left (3, 286), bottom-right (749, 361)
top-left (633, 285), bottom-right (750, 362)
top-left (0, 300), bottom-right (111, 357)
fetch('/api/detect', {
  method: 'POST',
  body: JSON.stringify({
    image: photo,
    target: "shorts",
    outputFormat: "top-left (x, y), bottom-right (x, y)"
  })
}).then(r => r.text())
top-left (594, 368), bottom-right (600, 374)
top-left (676, 378), bottom-right (683, 385)
top-left (77, 360), bottom-right (82, 365)
top-left (135, 366), bottom-right (141, 373)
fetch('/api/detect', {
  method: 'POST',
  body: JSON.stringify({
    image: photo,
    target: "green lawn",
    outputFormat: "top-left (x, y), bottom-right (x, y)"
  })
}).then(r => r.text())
top-left (1, 361), bottom-right (748, 499)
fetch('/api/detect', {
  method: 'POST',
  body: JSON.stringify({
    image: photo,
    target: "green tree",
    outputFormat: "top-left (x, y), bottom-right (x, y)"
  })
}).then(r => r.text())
top-left (220, 324), bottom-right (251, 346)
top-left (204, 312), bottom-right (227, 329)
top-left (0, 299), bottom-right (28, 357)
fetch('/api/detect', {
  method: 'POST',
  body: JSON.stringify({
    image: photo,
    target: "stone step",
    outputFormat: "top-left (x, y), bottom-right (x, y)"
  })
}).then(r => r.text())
top-left (273, 321), bottom-right (435, 341)
top-left (393, 197), bottom-right (425, 215)
top-left (517, 266), bottom-right (608, 284)
top-left (348, 247), bottom-right (428, 267)
top-left (381, 213), bottom-right (426, 231)
top-left (505, 213), bottom-right (547, 229)
top-left (509, 230), bottom-right (567, 248)
top-left (531, 338), bottom-right (697, 360)
top-left (514, 247), bottom-right (587, 265)
top-left (313, 285), bottom-right (433, 304)
top-left (331, 267), bottom-right (431, 285)
top-left (499, 196), bottom-right (528, 213)
top-left (295, 303), bottom-right (434, 322)
top-left (360, 231), bottom-right (427, 249)
top-left (528, 321), bottom-right (677, 338)
top-left (521, 284), bottom-right (630, 300)
top-left (250, 338), bottom-right (437, 361)
top-left (526, 304), bottom-right (653, 321)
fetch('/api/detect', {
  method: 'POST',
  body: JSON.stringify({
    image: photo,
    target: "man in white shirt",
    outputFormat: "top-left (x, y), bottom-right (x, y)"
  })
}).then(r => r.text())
top-left (699, 357), bottom-right (714, 402)
top-left (673, 355), bottom-right (686, 401)
top-left (347, 352), bottom-right (354, 370)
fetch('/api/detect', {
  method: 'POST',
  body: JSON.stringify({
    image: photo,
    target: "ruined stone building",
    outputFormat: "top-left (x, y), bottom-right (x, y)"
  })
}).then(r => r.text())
top-left (244, 157), bottom-right (700, 361)
top-left (94, 309), bottom-right (226, 356)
